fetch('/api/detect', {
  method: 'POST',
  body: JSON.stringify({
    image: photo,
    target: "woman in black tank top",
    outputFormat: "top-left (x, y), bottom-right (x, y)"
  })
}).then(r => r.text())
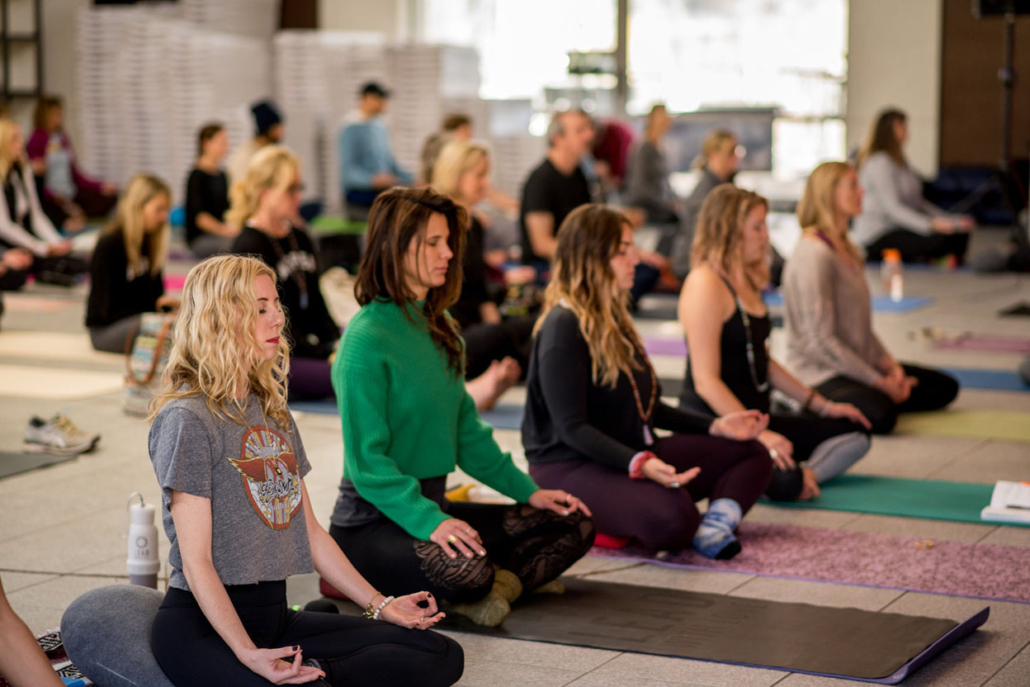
top-left (678, 186), bottom-right (872, 501)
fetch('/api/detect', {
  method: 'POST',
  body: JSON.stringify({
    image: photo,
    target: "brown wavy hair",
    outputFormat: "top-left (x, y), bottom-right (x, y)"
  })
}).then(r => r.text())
top-left (858, 108), bottom-right (906, 168)
top-left (691, 184), bottom-right (770, 287)
top-left (536, 204), bottom-right (642, 388)
top-left (150, 255), bottom-right (291, 430)
top-left (355, 187), bottom-right (468, 376)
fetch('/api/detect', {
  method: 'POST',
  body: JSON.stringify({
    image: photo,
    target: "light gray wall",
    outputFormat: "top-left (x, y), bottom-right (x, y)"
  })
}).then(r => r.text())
top-left (846, 0), bottom-right (943, 175)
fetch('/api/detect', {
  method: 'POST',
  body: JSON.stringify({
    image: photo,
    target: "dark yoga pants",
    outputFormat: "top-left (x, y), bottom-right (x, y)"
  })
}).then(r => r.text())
top-left (815, 363), bottom-right (959, 435)
top-left (865, 229), bottom-right (970, 264)
top-left (763, 412), bottom-right (870, 501)
top-left (462, 316), bottom-right (535, 380)
top-left (89, 314), bottom-right (143, 353)
top-left (529, 434), bottom-right (772, 552)
top-left (151, 581), bottom-right (464, 687)
top-left (330, 503), bottom-right (594, 605)
top-left (289, 356), bottom-right (335, 400)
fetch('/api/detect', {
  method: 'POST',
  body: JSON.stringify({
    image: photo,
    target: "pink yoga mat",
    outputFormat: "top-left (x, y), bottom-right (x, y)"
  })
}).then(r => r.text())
top-left (931, 334), bottom-right (1030, 353)
top-left (163, 274), bottom-right (188, 291)
top-left (590, 522), bottom-right (1030, 604)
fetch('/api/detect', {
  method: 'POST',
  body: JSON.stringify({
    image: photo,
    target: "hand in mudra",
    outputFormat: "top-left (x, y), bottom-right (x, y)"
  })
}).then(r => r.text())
top-left (379, 591), bottom-right (445, 630)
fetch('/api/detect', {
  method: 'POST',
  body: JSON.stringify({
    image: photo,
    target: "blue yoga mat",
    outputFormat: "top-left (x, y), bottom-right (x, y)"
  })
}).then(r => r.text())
top-left (763, 291), bottom-right (932, 313)
top-left (945, 367), bottom-right (1030, 393)
top-left (291, 399), bottom-right (527, 431)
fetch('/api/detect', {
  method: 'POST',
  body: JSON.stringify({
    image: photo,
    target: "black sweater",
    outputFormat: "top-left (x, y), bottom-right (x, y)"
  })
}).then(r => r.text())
top-left (523, 306), bottom-right (714, 471)
top-left (451, 215), bottom-right (489, 329)
top-left (184, 168), bottom-right (229, 246)
top-left (232, 225), bottom-right (339, 359)
top-left (86, 231), bottom-right (164, 328)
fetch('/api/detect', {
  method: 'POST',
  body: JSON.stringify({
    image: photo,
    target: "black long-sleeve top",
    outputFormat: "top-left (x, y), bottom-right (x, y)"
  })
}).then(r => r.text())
top-left (523, 306), bottom-right (714, 471)
top-left (184, 168), bottom-right (229, 246)
top-left (451, 215), bottom-right (489, 329)
top-left (86, 231), bottom-right (164, 328)
top-left (232, 225), bottom-right (339, 359)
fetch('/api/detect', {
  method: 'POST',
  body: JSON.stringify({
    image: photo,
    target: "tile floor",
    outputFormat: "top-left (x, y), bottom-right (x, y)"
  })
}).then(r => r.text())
top-left (1, 228), bottom-right (1029, 685)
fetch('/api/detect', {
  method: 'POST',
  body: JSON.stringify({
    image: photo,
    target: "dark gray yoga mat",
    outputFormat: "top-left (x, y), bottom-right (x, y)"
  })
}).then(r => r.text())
top-left (443, 579), bottom-right (985, 683)
top-left (0, 451), bottom-right (76, 480)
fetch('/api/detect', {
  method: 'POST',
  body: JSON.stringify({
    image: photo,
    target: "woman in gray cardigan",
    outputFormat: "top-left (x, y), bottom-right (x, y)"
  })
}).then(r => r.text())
top-left (854, 109), bottom-right (974, 263)
top-left (783, 162), bottom-right (958, 434)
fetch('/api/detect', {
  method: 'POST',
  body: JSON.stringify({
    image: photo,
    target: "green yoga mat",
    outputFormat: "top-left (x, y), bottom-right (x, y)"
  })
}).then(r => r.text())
top-left (768, 474), bottom-right (1028, 526)
top-left (895, 410), bottom-right (1030, 443)
top-left (308, 215), bottom-right (366, 235)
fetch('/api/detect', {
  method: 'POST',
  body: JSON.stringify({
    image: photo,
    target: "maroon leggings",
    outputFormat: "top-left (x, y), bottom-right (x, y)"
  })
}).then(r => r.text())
top-left (529, 434), bottom-right (771, 552)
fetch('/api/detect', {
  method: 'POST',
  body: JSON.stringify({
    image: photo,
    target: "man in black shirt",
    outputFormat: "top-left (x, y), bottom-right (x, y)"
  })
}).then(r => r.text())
top-left (519, 110), bottom-right (596, 268)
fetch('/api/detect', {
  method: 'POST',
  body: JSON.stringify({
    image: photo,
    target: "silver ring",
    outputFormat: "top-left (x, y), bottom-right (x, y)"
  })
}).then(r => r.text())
top-left (670, 481), bottom-right (680, 489)
top-left (769, 448), bottom-right (779, 460)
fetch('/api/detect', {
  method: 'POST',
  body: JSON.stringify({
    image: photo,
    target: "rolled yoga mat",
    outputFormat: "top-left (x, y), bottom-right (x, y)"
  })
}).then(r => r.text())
top-left (895, 409), bottom-right (1030, 443)
top-left (764, 474), bottom-right (1028, 526)
top-left (444, 578), bottom-right (986, 684)
top-left (763, 291), bottom-right (933, 313)
top-left (589, 521), bottom-right (1030, 604)
top-left (943, 368), bottom-right (1029, 392)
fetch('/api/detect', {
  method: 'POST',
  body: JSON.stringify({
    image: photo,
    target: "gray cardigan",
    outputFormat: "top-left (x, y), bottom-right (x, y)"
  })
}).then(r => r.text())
top-left (853, 152), bottom-right (948, 247)
top-left (671, 168), bottom-right (725, 279)
top-left (782, 237), bottom-right (890, 387)
top-left (625, 140), bottom-right (675, 222)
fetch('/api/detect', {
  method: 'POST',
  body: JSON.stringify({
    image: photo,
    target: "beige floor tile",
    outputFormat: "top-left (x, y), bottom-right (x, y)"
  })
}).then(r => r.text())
top-left (977, 526), bottom-right (1030, 548)
top-left (983, 652), bottom-right (1030, 686)
top-left (846, 435), bottom-right (985, 479)
top-left (584, 653), bottom-right (783, 687)
top-left (929, 441), bottom-right (1030, 484)
top-left (0, 571), bottom-right (56, 593)
top-left (456, 658), bottom-right (585, 686)
top-left (744, 503), bottom-right (861, 530)
top-left (450, 634), bottom-right (619, 673)
top-left (728, 576), bottom-right (904, 611)
top-left (584, 563), bottom-right (753, 595)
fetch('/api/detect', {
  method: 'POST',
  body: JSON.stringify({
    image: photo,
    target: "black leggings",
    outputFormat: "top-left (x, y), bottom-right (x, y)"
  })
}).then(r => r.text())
top-left (462, 316), bottom-right (535, 379)
top-left (815, 363), bottom-right (959, 435)
top-left (764, 413), bottom-right (869, 501)
top-left (865, 229), bottom-right (970, 263)
top-left (151, 581), bottom-right (463, 687)
top-left (330, 503), bottom-right (593, 605)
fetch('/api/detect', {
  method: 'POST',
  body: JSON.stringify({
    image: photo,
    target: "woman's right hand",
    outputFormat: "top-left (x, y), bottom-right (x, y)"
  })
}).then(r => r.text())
top-left (757, 430), bottom-right (795, 470)
top-left (930, 217), bottom-right (956, 234)
top-left (875, 374), bottom-right (911, 404)
top-left (642, 457), bottom-right (701, 489)
top-left (430, 517), bottom-right (486, 560)
top-left (239, 645), bottom-right (326, 684)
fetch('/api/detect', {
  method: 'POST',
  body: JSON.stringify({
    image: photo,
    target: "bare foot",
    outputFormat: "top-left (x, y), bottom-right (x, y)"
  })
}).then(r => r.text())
top-left (798, 466), bottom-right (821, 501)
top-left (466, 357), bottom-right (522, 411)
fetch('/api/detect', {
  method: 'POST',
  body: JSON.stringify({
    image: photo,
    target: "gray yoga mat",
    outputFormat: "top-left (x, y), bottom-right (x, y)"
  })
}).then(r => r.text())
top-left (0, 451), bottom-right (76, 480)
top-left (443, 578), bottom-right (986, 683)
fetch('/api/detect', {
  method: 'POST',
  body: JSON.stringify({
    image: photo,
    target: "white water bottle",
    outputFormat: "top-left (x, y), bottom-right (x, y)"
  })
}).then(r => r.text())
top-left (127, 493), bottom-right (160, 588)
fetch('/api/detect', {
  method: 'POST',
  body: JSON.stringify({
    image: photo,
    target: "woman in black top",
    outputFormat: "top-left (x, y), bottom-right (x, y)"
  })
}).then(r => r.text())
top-left (229, 145), bottom-right (339, 399)
top-left (185, 123), bottom-right (236, 258)
top-left (86, 174), bottom-right (177, 353)
top-left (679, 185), bottom-right (871, 502)
top-left (523, 204), bottom-right (771, 559)
top-left (431, 140), bottom-right (533, 394)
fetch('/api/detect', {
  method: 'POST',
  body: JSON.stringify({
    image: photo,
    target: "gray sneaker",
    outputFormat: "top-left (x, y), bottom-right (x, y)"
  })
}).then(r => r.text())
top-left (24, 414), bottom-right (100, 455)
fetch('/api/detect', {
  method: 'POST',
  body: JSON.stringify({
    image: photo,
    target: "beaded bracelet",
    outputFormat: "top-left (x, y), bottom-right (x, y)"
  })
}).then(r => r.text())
top-left (362, 592), bottom-right (383, 620)
top-left (373, 595), bottom-right (395, 621)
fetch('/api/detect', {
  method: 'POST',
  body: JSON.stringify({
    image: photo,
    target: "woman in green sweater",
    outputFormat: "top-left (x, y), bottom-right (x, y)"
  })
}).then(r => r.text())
top-left (329, 187), bottom-right (594, 627)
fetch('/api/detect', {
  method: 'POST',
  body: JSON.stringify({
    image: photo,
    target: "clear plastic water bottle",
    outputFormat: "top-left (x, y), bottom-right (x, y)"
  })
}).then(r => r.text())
top-left (127, 493), bottom-right (159, 588)
top-left (880, 249), bottom-right (904, 302)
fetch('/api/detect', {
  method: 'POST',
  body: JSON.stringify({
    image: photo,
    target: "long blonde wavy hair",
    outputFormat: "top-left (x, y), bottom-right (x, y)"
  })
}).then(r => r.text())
top-left (431, 139), bottom-right (489, 201)
top-left (150, 255), bottom-right (291, 429)
top-left (797, 161), bottom-right (864, 263)
top-left (226, 145), bottom-right (299, 229)
top-left (693, 129), bottom-right (736, 170)
top-left (691, 184), bottom-right (770, 288)
top-left (0, 118), bottom-right (26, 180)
top-left (103, 174), bottom-right (170, 277)
top-left (536, 204), bottom-right (642, 388)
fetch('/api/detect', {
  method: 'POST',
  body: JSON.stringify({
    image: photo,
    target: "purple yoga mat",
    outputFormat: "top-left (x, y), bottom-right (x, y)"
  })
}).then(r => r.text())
top-left (931, 334), bottom-right (1030, 353)
top-left (590, 521), bottom-right (1030, 604)
top-left (644, 337), bottom-right (687, 357)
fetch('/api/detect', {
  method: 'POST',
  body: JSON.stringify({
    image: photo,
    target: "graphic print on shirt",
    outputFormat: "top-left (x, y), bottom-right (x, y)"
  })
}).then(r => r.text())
top-left (227, 426), bottom-right (303, 530)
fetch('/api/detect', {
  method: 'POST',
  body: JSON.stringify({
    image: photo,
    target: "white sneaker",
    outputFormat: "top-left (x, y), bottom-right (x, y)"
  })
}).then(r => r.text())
top-left (24, 414), bottom-right (101, 455)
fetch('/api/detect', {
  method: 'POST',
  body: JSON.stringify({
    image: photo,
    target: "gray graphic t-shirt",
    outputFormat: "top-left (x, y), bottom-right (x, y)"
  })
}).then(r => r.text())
top-left (149, 395), bottom-right (314, 590)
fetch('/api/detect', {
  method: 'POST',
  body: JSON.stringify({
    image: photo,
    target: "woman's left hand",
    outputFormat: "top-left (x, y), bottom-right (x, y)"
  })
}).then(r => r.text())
top-left (821, 401), bottom-right (872, 430)
top-left (528, 489), bottom-right (592, 518)
top-left (378, 591), bottom-right (446, 631)
top-left (710, 410), bottom-right (768, 441)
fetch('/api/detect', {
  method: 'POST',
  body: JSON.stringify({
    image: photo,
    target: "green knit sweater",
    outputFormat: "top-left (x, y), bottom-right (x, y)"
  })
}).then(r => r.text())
top-left (331, 298), bottom-right (538, 539)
